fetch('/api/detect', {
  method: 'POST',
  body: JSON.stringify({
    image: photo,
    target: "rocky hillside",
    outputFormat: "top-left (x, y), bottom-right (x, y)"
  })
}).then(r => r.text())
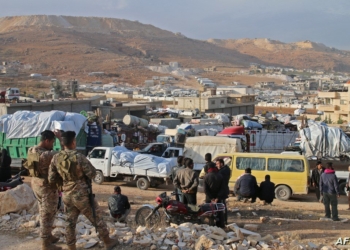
top-left (0, 15), bottom-right (349, 83)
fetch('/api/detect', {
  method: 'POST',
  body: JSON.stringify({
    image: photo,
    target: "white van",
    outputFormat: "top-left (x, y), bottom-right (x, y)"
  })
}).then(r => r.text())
top-left (5, 88), bottom-right (20, 101)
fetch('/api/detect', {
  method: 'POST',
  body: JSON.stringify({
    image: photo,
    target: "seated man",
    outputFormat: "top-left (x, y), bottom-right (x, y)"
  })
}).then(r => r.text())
top-left (259, 175), bottom-right (275, 205)
top-left (108, 186), bottom-right (131, 223)
top-left (235, 168), bottom-right (258, 203)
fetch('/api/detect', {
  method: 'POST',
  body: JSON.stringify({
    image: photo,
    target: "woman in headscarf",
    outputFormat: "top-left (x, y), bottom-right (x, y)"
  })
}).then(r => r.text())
top-left (0, 149), bottom-right (12, 182)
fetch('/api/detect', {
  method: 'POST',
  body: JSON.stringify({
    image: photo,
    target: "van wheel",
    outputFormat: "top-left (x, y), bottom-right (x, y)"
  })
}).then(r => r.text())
top-left (275, 185), bottom-right (291, 201)
top-left (339, 182), bottom-right (346, 195)
top-left (93, 171), bottom-right (104, 185)
top-left (137, 178), bottom-right (150, 190)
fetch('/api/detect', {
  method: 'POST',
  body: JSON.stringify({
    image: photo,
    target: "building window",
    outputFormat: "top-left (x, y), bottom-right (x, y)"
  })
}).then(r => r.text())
top-left (221, 100), bottom-right (224, 104)
top-left (211, 100), bottom-right (215, 105)
top-left (340, 99), bottom-right (347, 105)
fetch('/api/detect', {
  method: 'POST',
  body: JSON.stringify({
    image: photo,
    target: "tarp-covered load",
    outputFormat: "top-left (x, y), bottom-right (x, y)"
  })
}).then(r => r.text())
top-left (0, 111), bottom-right (87, 139)
top-left (110, 147), bottom-right (176, 176)
top-left (299, 124), bottom-right (350, 159)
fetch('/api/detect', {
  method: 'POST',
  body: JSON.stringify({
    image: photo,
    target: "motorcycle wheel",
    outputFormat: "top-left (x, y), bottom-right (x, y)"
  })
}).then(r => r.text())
top-left (200, 216), bottom-right (216, 226)
top-left (135, 206), bottom-right (161, 229)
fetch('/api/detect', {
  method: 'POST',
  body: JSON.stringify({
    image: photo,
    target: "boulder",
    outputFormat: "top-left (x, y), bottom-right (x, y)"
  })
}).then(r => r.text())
top-left (0, 184), bottom-right (38, 216)
top-left (195, 235), bottom-right (215, 250)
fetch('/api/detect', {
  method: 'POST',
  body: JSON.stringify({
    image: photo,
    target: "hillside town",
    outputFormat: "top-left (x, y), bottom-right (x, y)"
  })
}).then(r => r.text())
top-left (1, 10), bottom-right (350, 250)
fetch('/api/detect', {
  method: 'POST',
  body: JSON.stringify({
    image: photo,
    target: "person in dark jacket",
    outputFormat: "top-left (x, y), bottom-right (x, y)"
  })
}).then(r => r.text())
top-left (259, 175), bottom-right (275, 205)
top-left (204, 165), bottom-right (226, 228)
top-left (108, 186), bottom-right (131, 223)
top-left (0, 149), bottom-right (12, 182)
top-left (199, 153), bottom-right (216, 179)
top-left (216, 159), bottom-right (231, 225)
top-left (235, 168), bottom-right (258, 203)
top-left (319, 166), bottom-right (340, 221)
top-left (171, 156), bottom-right (185, 202)
top-left (311, 161), bottom-right (325, 202)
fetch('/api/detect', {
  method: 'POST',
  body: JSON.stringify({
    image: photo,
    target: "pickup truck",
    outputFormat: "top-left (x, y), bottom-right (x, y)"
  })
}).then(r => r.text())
top-left (88, 146), bottom-right (172, 190)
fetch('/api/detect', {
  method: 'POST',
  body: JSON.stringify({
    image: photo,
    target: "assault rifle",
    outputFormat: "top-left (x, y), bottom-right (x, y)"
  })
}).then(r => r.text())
top-left (87, 179), bottom-right (97, 233)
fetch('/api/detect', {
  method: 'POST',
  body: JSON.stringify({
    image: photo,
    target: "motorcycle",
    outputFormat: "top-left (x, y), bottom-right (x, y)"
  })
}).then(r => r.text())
top-left (0, 170), bottom-right (25, 192)
top-left (135, 192), bottom-right (225, 228)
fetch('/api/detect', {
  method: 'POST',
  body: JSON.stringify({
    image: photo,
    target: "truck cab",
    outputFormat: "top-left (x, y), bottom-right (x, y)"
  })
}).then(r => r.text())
top-left (5, 87), bottom-right (20, 101)
top-left (137, 142), bottom-right (168, 157)
top-left (161, 147), bottom-right (184, 158)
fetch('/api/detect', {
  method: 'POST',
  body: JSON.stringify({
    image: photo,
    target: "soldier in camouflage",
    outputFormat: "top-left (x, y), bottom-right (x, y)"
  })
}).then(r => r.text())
top-left (24, 130), bottom-right (62, 250)
top-left (48, 131), bottom-right (119, 250)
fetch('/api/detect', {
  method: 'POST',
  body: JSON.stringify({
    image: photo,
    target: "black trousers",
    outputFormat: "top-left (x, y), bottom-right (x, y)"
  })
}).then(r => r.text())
top-left (183, 193), bottom-right (197, 205)
top-left (205, 197), bottom-right (225, 228)
top-left (237, 191), bottom-right (256, 202)
top-left (315, 187), bottom-right (321, 201)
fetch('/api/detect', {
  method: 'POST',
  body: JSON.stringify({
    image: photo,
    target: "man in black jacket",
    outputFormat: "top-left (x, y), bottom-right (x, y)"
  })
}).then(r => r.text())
top-left (204, 165), bottom-right (226, 228)
top-left (235, 168), bottom-right (258, 203)
top-left (259, 175), bottom-right (275, 205)
top-left (108, 186), bottom-right (131, 223)
top-left (216, 159), bottom-right (231, 225)
top-left (311, 161), bottom-right (325, 202)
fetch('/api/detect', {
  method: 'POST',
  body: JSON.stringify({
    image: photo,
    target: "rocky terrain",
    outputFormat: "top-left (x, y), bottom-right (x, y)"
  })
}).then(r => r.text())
top-left (0, 15), bottom-right (350, 86)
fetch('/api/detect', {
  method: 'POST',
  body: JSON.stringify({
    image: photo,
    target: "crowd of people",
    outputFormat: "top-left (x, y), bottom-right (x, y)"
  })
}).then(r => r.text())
top-left (171, 153), bottom-right (276, 228)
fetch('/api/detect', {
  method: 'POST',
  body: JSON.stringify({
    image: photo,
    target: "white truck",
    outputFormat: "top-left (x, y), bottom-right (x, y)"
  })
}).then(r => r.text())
top-left (88, 146), bottom-right (176, 190)
top-left (161, 136), bottom-right (243, 172)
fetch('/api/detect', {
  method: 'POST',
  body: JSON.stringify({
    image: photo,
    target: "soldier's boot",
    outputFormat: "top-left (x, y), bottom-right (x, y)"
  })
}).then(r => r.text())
top-left (42, 238), bottom-right (62, 250)
top-left (67, 245), bottom-right (76, 250)
top-left (49, 234), bottom-right (59, 244)
top-left (102, 236), bottom-right (119, 250)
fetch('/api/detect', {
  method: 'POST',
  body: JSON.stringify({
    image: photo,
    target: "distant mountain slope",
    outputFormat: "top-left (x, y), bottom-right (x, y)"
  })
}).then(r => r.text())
top-left (0, 15), bottom-right (349, 82)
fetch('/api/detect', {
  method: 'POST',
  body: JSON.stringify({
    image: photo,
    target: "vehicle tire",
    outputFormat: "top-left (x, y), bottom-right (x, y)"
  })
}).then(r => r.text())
top-left (339, 182), bottom-right (346, 196)
top-left (93, 171), bottom-right (104, 185)
top-left (135, 206), bottom-right (160, 229)
top-left (275, 185), bottom-right (291, 201)
top-left (137, 177), bottom-right (150, 190)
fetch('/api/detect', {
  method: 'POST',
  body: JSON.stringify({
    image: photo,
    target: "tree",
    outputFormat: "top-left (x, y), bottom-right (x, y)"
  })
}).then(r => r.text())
top-left (51, 81), bottom-right (64, 98)
top-left (337, 117), bottom-right (344, 124)
top-left (328, 114), bottom-right (332, 124)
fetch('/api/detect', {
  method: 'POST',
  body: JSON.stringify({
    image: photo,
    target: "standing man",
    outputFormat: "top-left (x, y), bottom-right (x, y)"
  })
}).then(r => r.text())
top-left (25, 130), bottom-right (62, 250)
top-left (216, 159), bottom-right (231, 225)
top-left (173, 158), bottom-right (198, 205)
top-left (204, 165), bottom-right (226, 228)
top-left (199, 153), bottom-right (216, 179)
top-left (48, 131), bottom-right (119, 250)
top-left (311, 161), bottom-right (325, 202)
top-left (171, 156), bottom-right (185, 202)
top-left (108, 186), bottom-right (131, 223)
top-left (319, 164), bottom-right (340, 221)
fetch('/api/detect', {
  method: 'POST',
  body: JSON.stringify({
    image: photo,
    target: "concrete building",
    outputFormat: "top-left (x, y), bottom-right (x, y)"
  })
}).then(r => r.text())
top-left (317, 87), bottom-right (350, 123)
top-left (255, 82), bottom-right (275, 88)
top-left (176, 95), bottom-right (255, 115)
top-left (216, 85), bottom-right (254, 95)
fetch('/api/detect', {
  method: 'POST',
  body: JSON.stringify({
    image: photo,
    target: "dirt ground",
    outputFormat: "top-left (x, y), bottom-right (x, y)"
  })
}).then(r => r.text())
top-left (1, 177), bottom-right (350, 250)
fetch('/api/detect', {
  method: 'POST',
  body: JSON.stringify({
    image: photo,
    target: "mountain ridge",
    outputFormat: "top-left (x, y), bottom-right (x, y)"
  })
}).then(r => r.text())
top-left (0, 15), bottom-right (349, 79)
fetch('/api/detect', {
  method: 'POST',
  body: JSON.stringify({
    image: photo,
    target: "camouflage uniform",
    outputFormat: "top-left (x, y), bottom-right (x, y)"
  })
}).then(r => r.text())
top-left (48, 149), bottom-right (109, 246)
top-left (26, 146), bottom-right (59, 239)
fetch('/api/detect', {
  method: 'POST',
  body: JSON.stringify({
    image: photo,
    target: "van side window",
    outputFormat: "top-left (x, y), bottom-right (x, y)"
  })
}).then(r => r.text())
top-left (236, 157), bottom-right (266, 171)
top-left (268, 159), bottom-right (304, 172)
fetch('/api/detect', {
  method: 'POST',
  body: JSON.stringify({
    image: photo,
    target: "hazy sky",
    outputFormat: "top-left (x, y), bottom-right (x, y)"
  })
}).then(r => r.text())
top-left (1, 0), bottom-right (350, 50)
